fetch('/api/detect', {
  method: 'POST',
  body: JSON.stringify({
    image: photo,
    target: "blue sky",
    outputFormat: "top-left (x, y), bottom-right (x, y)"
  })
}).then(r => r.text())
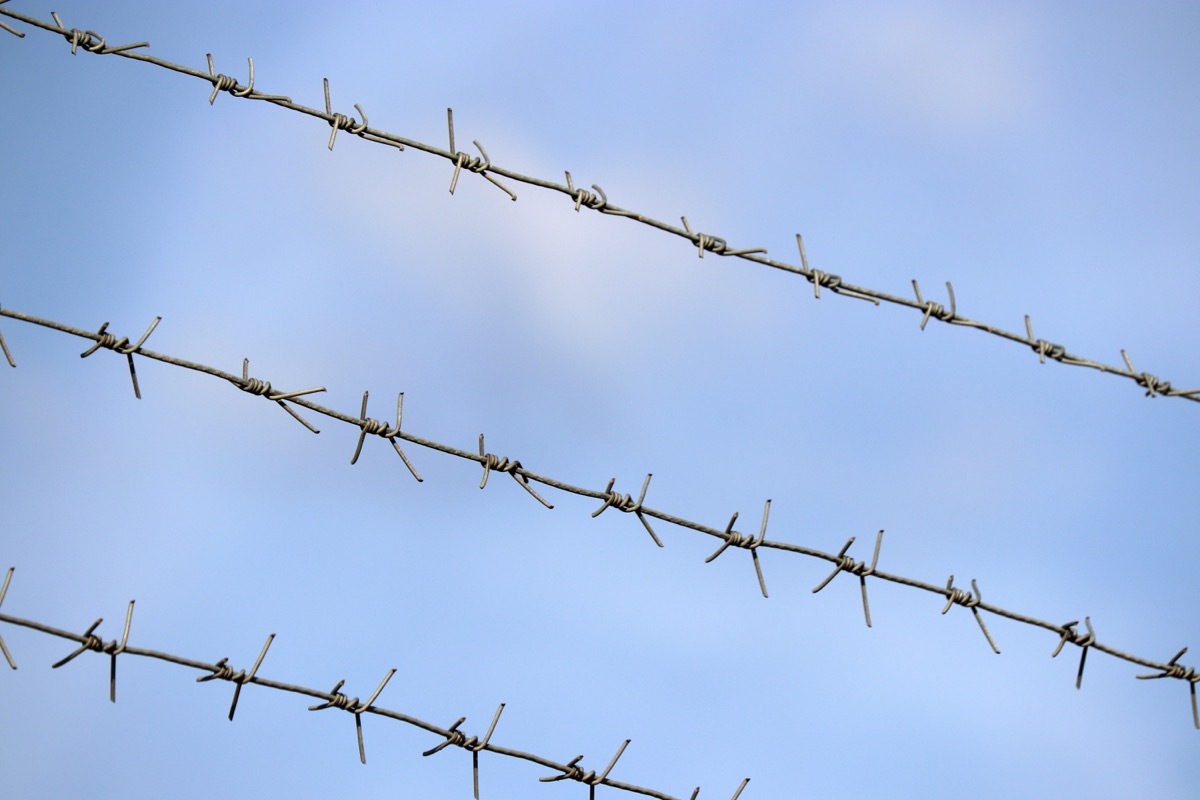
top-left (2, 2), bottom-right (1198, 797)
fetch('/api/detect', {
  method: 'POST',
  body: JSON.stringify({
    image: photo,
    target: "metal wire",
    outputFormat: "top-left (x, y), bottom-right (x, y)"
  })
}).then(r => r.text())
top-left (1, 305), bottom-right (1197, 730)
top-left (0, 4), bottom-right (1195, 406)
top-left (0, 567), bottom-right (746, 800)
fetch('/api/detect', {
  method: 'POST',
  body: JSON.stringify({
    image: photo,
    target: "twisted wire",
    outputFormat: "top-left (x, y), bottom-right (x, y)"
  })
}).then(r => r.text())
top-left (1, 4), bottom-right (1195, 406)
top-left (1, 308), bottom-right (1196, 729)
top-left (0, 583), bottom-right (743, 800)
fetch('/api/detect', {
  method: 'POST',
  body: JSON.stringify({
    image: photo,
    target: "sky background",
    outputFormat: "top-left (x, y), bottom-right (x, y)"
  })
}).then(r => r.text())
top-left (2, 1), bottom-right (1198, 797)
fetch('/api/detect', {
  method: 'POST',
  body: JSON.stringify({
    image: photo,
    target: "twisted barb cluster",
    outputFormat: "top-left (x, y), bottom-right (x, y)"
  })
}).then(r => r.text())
top-left (1, 2), bottom-right (1197, 406)
top-left (1, 305), bottom-right (1196, 731)
top-left (0, 568), bottom-right (745, 800)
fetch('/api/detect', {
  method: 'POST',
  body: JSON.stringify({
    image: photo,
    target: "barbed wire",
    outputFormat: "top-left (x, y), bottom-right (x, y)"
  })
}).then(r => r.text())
top-left (0, 3), bottom-right (1195, 407)
top-left (1, 304), bottom-right (1196, 730)
top-left (0, 568), bottom-right (749, 800)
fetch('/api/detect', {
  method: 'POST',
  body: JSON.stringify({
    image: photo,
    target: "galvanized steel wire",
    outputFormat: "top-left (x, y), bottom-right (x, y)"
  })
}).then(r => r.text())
top-left (1, 4), bottom-right (1198, 796)
top-left (0, 3), bottom-right (1195, 407)
top-left (0, 567), bottom-right (746, 800)
top-left (1, 305), bottom-right (1196, 735)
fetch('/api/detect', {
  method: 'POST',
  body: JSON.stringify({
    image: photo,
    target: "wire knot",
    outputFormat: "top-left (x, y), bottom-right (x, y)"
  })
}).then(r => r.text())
top-left (79, 318), bottom-right (161, 399)
top-left (359, 416), bottom-right (398, 438)
top-left (1136, 647), bottom-right (1200, 729)
top-left (348, 392), bottom-right (422, 479)
top-left (940, 575), bottom-right (1000, 653)
top-left (201, 658), bottom-right (247, 684)
top-left (455, 149), bottom-right (489, 175)
top-left (704, 502), bottom-right (772, 597)
top-left (421, 718), bottom-right (483, 756)
top-left (1138, 647), bottom-right (1199, 684)
top-left (327, 108), bottom-right (367, 150)
top-left (540, 740), bottom-right (630, 788)
top-left (1052, 619), bottom-right (1095, 654)
top-left (323, 78), bottom-right (367, 150)
top-left (1031, 338), bottom-right (1067, 363)
top-left (480, 452), bottom-right (518, 480)
top-left (835, 553), bottom-right (873, 578)
top-left (1136, 372), bottom-right (1170, 397)
top-left (1024, 316), bottom-right (1066, 363)
top-left (206, 55), bottom-right (290, 105)
top-left (1119, 349), bottom-right (1172, 397)
top-left (49, 13), bottom-right (148, 56)
top-left (564, 171), bottom-right (608, 211)
top-left (477, 434), bottom-right (553, 507)
top-left (307, 670), bottom-right (395, 763)
top-left (808, 269), bottom-right (842, 297)
top-left (912, 279), bottom-right (957, 329)
top-left (1051, 617), bottom-right (1096, 688)
top-left (545, 757), bottom-right (589, 783)
top-left (239, 376), bottom-right (273, 397)
top-left (693, 231), bottom-right (728, 258)
top-left (63, 27), bottom-right (105, 55)
top-left (811, 532), bottom-right (883, 627)
top-left (88, 330), bottom-right (133, 355)
top-left (943, 582), bottom-right (980, 610)
top-left (210, 72), bottom-right (239, 96)
top-left (593, 480), bottom-right (643, 517)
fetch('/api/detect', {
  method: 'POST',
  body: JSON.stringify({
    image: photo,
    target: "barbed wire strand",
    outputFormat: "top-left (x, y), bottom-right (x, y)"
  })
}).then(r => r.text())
top-left (0, 4), bottom-right (1195, 407)
top-left (1, 305), bottom-right (1197, 729)
top-left (0, 568), bottom-right (747, 800)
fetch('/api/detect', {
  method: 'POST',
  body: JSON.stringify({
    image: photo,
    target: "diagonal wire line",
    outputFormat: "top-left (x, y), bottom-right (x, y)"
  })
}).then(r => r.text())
top-left (1, 304), bottom-right (1197, 728)
top-left (0, 4), bottom-right (1195, 406)
top-left (0, 568), bottom-right (746, 800)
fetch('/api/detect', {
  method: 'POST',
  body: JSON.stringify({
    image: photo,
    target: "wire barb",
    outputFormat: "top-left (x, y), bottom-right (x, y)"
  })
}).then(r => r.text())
top-left (1051, 617), bottom-right (1096, 689)
top-left (0, 6), bottom-right (23, 38)
top-left (912, 279), bottom-right (957, 330)
top-left (680, 217), bottom-right (766, 259)
top-left (811, 530), bottom-right (883, 627)
top-left (205, 54), bottom-right (291, 106)
top-left (940, 576), bottom-right (1000, 654)
top-left (477, 433), bottom-right (552, 508)
top-left (236, 358), bottom-right (324, 433)
top-left (0, 305), bottom-right (14, 366)
top-left (195, 633), bottom-right (275, 721)
top-left (1137, 647), bottom-right (1200, 729)
top-left (79, 316), bottom-right (161, 399)
top-left (1120, 349), bottom-right (1172, 398)
top-left (592, 474), bottom-right (662, 547)
top-left (0, 590), bottom-right (718, 798)
top-left (49, 11), bottom-right (147, 55)
top-left (564, 171), bottom-right (607, 212)
top-left (704, 500), bottom-right (771, 598)
top-left (49, 600), bottom-right (134, 701)
top-left (795, 235), bottom-right (878, 304)
top-left (0, 568), bottom-right (16, 669)
top-left (2, 303), bottom-right (1197, 731)
top-left (308, 668), bottom-right (396, 763)
top-left (350, 391), bottom-right (423, 481)
top-left (1024, 315), bottom-right (1066, 364)
top-left (323, 77), bottom-right (367, 150)
top-left (447, 109), bottom-right (516, 201)
top-left (539, 739), bottom-right (631, 800)
top-left (0, 5), bottom-right (1192, 403)
top-left (421, 702), bottom-right (506, 799)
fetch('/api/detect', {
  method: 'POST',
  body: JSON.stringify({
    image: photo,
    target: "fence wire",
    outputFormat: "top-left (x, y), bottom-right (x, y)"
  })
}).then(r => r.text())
top-left (0, 569), bottom-right (749, 800)
top-left (0, 3), bottom-right (1196, 407)
top-left (2, 304), bottom-right (1197, 731)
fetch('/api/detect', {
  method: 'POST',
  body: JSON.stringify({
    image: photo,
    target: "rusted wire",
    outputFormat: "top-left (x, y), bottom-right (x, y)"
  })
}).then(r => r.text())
top-left (1, 304), bottom-right (1197, 729)
top-left (0, 3), bottom-right (1195, 406)
top-left (0, 571), bottom-right (745, 800)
